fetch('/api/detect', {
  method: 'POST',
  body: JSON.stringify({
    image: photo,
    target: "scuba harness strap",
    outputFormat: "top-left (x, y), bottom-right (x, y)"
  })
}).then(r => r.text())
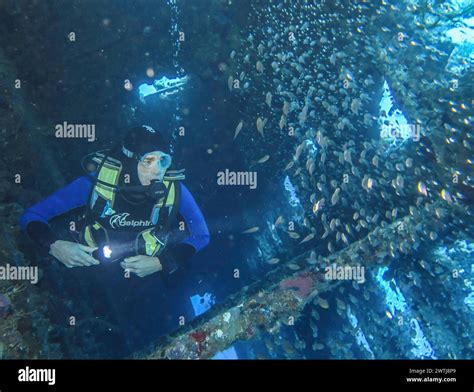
top-left (138, 178), bottom-right (182, 257)
top-left (80, 152), bottom-right (114, 247)
top-left (80, 150), bottom-right (185, 257)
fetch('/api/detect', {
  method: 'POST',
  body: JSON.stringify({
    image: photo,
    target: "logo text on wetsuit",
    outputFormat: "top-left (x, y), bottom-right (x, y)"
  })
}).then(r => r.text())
top-left (109, 213), bottom-right (152, 229)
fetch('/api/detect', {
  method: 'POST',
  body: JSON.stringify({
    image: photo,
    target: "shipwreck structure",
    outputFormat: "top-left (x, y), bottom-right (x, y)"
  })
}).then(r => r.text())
top-left (0, 0), bottom-right (472, 360)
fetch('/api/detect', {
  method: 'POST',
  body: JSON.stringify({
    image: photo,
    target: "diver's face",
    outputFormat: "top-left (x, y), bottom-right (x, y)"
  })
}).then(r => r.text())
top-left (137, 151), bottom-right (172, 185)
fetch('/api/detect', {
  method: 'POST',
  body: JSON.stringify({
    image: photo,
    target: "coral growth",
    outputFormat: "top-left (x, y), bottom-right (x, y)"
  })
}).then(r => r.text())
top-left (279, 274), bottom-right (314, 299)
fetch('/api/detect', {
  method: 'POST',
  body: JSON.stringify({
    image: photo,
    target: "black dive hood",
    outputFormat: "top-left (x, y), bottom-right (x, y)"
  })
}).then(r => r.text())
top-left (115, 150), bottom-right (166, 199)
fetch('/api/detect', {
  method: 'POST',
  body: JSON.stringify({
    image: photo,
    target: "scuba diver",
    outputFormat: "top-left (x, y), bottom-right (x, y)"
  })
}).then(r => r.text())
top-left (20, 124), bottom-right (209, 278)
top-left (19, 124), bottom-right (210, 353)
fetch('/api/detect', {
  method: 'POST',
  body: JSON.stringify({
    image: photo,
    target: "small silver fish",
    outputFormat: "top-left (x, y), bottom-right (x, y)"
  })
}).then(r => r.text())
top-left (266, 258), bottom-right (280, 265)
top-left (331, 188), bottom-right (341, 205)
top-left (256, 117), bottom-right (266, 137)
top-left (283, 100), bottom-right (289, 115)
top-left (242, 226), bottom-right (259, 234)
top-left (299, 232), bottom-right (315, 244)
top-left (279, 115), bottom-right (287, 130)
top-left (274, 215), bottom-right (284, 227)
top-left (294, 142), bottom-right (305, 161)
top-left (288, 232), bottom-right (301, 239)
top-left (284, 161), bottom-right (294, 171)
top-left (234, 120), bottom-right (243, 140)
top-left (265, 92), bottom-right (273, 108)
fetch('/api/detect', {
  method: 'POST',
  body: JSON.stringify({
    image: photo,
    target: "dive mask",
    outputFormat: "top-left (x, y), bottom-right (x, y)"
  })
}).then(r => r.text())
top-left (139, 152), bottom-right (172, 170)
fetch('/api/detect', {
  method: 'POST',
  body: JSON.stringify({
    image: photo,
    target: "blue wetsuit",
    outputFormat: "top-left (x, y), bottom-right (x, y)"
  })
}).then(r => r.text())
top-left (20, 175), bottom-right (210, 352)
top-left (20, 175), bottom-right (210, 274)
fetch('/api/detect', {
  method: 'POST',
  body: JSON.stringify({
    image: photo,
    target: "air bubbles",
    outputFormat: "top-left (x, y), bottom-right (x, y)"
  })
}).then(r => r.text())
top-left (146, 68), bottom-right (155, 78)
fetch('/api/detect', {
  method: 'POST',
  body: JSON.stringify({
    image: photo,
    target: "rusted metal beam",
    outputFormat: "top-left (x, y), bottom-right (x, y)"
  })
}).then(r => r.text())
top-left (135, 200), bottom-right (467, 359)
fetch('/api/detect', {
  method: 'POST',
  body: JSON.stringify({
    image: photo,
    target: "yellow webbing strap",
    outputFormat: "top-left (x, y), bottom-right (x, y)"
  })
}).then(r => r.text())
top-left (83, 222), bottom-right (108, 248)
top-left (154, 180), bottom-right (176, 210)
top-left (95, 160), bottom-right (121, 204)
top-left (141, 230), bottom-right (162, 257)
top-left (84, 226), bottom-right (97, 248)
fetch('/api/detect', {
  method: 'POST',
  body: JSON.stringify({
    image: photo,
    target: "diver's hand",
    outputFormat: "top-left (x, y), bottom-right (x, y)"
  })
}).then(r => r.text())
top-left (120, 255), bottom-right (162, 278)
top-left (49, 240), bottom-right (100, 268)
